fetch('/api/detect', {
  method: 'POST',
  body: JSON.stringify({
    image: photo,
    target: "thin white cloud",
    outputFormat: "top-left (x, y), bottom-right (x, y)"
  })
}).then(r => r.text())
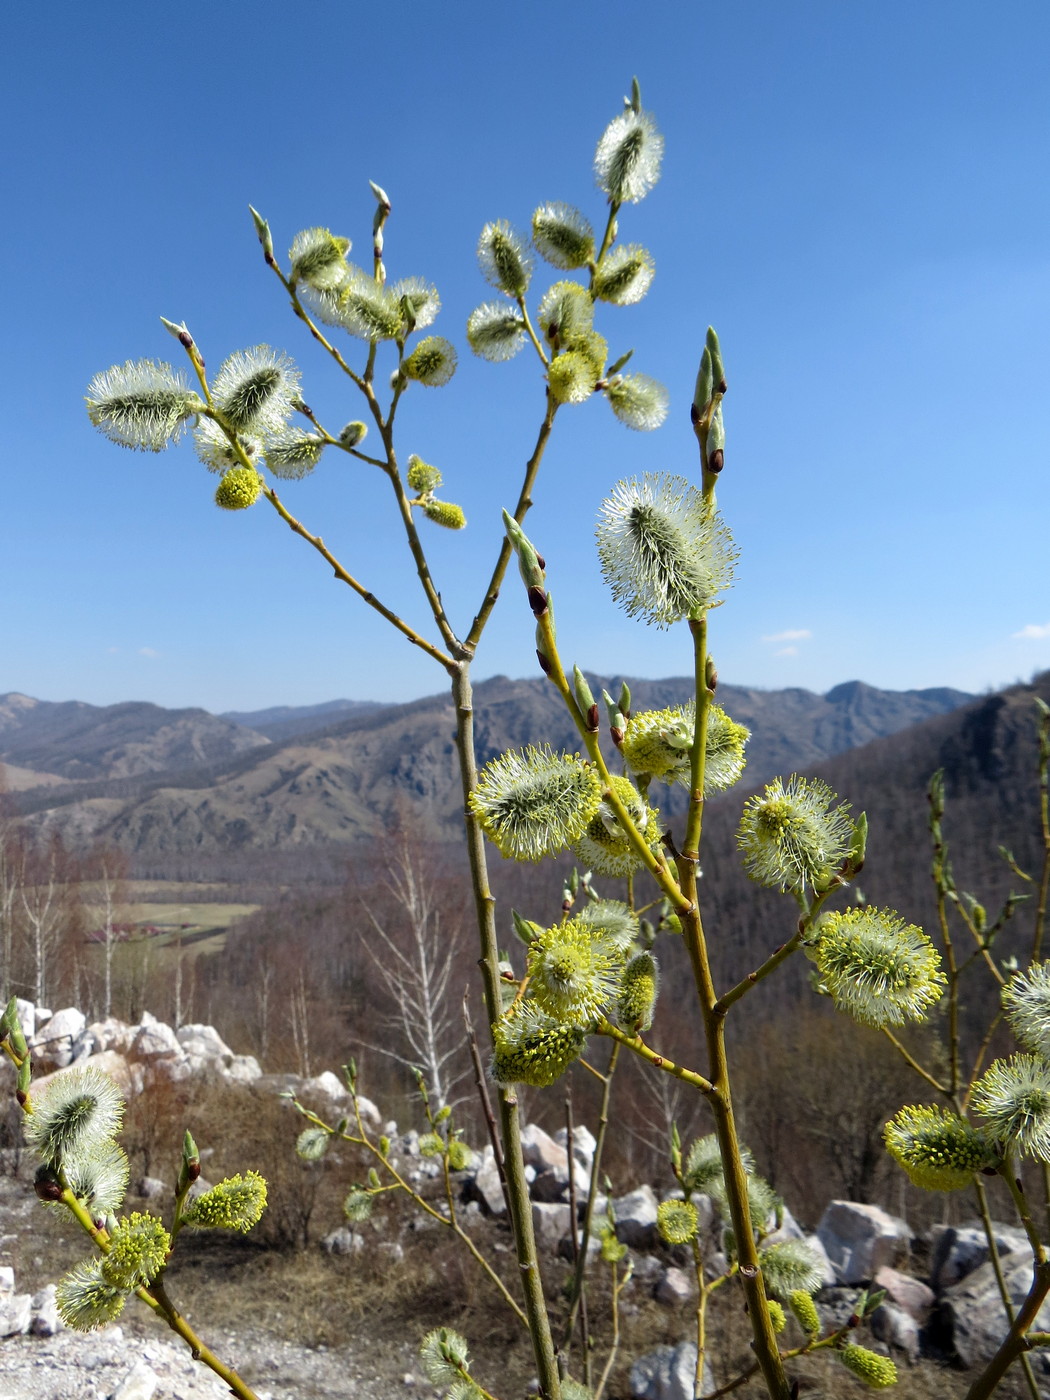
top-left (138, 646), bottom-right (160, 658)
top-left (762, 628), bottom-right (812, 644)
top-left (106, 646), bottom-right (119, 654)
top-left (775, 646), bottom-right (799, 657)
top-left (1013, 623), bottom-right (1050, 640)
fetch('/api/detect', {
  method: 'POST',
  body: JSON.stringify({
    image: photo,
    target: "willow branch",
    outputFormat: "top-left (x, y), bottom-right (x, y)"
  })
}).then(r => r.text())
top-left (262, 487), bottom-right (455, 672)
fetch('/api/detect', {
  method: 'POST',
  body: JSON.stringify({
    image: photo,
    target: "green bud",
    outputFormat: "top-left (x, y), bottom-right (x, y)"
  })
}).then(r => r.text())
top-left (248, 205), bottom-right (275, 264)
top-left (602, 689), bottom-right (626, 741)
top-left (707, 404), bottom-right (725, 454)
top-left (435, 1105), bottom-right (452, 1124)
top-left (502, 510), bottom-right (545, 589)
top-left (367, 1167), bottom-right (381, 1189)
top-left (705, 326), bottom-right (726, 391)
top-left (378, 1136), bottom-right (391, 1157)
top-left (369, 180), bottom-right (391, 210)
top-left (845, 813), bottom-right (868, 877)
top-left (512, 909), bottom-right (543, 946)
top-left (693, 347), bottom-right (714, 417)
top-left (607, 349), bottom-right (634, 376)
top-left (419, 1132), bottom-right (444, 1157)
top-left (574, 667), bottom-right (596, 716)
top-left (766, 1300), bottom-right (787, 1334)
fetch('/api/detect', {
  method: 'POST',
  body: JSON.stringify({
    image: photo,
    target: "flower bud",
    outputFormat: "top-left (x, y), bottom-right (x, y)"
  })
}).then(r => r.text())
top-left (406, 457), bottom-right (442, 494)
top-left (618, 951), bottom-right (658, 1031)
top-left (789, 1289), bottom-right (821, 1335)
top-left (838, 1344), bottom-right (898, 1389)
top-left (403, 336), bottom-right (458, 387)
top-left (477, 220), bottom-right (532, 298)
top-left (657, 1198), bottom-right (698, 1245)
top-left (101, 1212), bottom-right (171, 1288)
top-left (339, 421), bottom-right (368, 448)
top-left (181, 1171), bottom-right (267, 1233)
top-left (215, 466), bottom-right (264, 511)
top-left (288, 228), bottom-right (351, 291)
top-left (422, 500), bottom-right (466, 530)
top-left (296, 1127), bottom-right (331, 1161)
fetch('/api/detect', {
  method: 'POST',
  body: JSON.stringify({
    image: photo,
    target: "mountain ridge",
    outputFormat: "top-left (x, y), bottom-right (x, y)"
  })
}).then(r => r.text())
top-left (4, 678), bottom-right (974, 859)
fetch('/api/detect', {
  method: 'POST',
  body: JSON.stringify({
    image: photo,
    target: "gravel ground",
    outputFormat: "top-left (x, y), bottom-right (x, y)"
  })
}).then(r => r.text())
top-left (0, 1313), bottom-right (433, 1400)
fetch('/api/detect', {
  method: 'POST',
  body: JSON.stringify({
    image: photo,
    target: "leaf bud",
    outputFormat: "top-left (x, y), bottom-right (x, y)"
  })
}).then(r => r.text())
top-left (502, 510), bottom-right (545, 590)
top-left (248, 205), bottom-right (275, 265)
top-left (844, 813), bottom-right (868, 878)
top-left (512, 909), bottom-right (543, 946)
top-left (367, 1167), bottom-right (381, 1189)
top-left (180, 1130), bottom-right (201, 1186)
top-left (607, 349), bottom-right (634, 376)
top-left (574, 667), bottom-right (595, 716)
top-left (705, 326), bottom-right (726, 394)
top-left (160, 316), bottom-right (195, 353)
top-left (369, 180), bottom-right (391, 212)
top-left (602, 689), bottom-right (626, 746)
top-left (707, 404), bottom-right (725, 455)
top-left (2, 997), bottom-right (28, 1058)
top-left (693, 347), bottom-right (714, 417)
top-left (705, 657), bottom-right (718, 692)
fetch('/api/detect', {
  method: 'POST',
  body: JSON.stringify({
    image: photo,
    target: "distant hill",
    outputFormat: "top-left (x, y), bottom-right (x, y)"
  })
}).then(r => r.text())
top-left (0, 693), bottom-right (269, 782)
top-left (8, 677), bottom-right (973, 860)
top-left (220, 699), bottom-right (388, 743)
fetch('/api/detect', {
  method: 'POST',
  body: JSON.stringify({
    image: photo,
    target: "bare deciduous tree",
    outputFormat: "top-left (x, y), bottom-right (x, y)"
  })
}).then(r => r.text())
top-left (360, 842), bottom-right (470, 1109)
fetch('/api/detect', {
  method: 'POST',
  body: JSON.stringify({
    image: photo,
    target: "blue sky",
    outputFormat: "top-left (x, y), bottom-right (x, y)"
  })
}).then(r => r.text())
top-left (2, 1), bottom-right (1048, 713)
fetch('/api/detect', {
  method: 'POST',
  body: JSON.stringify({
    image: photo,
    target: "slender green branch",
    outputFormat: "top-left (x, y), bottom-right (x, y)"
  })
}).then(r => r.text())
top-left (272, 266), bottom-right (368, 392)
top-left (1032, 701), bottom-right (1050, 961)
top-left (465, 398), bottom-right (558, 651)
top-left (714, 885), bottom-right (840, 1016)
top-left (561, 1040), bottom-right (621, 1356)
top-left (517, 296), bottom-right (549, 365)
top-left (682, 616), bottom-right (710, 859)
top-left (596, 1018), bottom-right (713, 1094)
top-left (450, 663), bottom-right (561, 1399)
top-left (880, 1027), bottom-right (949, 1096)
top-left (591, 200), bottom-right (622, 276)
top-left (146, 1276), bottom-right (262, 1400)
top-left (533, 607), bottom-right (688, 909)
top-left (262, 487), bottom-right (456, 671)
